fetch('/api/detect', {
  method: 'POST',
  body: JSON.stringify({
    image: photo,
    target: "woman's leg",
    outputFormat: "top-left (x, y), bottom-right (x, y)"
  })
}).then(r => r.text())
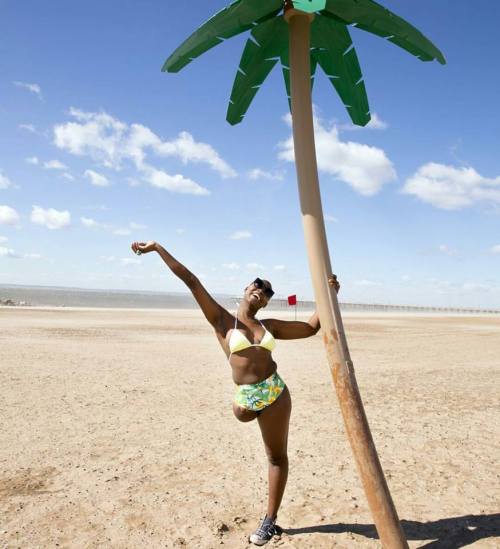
top-left (257, 386), bottom-right (292, 519)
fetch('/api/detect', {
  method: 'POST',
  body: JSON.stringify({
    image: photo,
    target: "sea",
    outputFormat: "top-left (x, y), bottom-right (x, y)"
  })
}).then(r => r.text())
top-left (1, 284), bottom-right (499, 315)
top-left (0, 284), bottom-right (313, 310)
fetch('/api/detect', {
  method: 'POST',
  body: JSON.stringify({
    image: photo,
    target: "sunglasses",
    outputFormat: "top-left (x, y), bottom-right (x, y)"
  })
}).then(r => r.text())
top-left (253, 277), bottom-right (275, 299)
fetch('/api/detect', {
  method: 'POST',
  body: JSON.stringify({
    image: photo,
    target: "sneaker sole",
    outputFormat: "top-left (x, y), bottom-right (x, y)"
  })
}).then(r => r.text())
top-left (248, 534), bottom-right (270, 546)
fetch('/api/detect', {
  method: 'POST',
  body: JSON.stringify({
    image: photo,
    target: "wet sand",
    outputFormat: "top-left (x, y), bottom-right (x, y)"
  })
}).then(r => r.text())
top-left (0, 308), bottom-right (499, 548)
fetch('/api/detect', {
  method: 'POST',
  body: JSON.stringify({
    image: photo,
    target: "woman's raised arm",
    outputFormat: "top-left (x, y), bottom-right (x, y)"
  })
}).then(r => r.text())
top-left (131, 241), bottom-right (226, 329)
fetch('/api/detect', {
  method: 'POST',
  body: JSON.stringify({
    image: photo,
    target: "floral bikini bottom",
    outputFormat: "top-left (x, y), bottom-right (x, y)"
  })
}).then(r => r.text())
top-left (234, 371), bottom-right (286, 412)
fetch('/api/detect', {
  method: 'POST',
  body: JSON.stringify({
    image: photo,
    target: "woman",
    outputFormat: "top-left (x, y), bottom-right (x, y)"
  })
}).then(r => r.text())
top-left (130, 240), bottom-right (339, 546)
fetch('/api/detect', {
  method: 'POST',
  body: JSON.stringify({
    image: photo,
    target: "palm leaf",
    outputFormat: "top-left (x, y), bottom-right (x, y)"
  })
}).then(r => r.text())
top-left (311, 15), bottom-right (370, 126)
top-left (323, 0), bottom-right (446, 65)
top-left (227, 17), bottom-right (289, 125)
top-left (163, 0), bottom-right (283, 73)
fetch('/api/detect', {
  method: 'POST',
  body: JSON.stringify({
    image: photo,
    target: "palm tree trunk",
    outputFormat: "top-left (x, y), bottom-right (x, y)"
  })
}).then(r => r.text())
top-left (284, 9), bottom-right (408, 549)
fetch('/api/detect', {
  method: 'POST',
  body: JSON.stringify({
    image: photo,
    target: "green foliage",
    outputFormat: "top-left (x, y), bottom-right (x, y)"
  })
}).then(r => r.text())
top-left (227, 17), bottom-right (288, 125)
top-left (311, 15), bottom-right (370, 126)
top-left (165, 0), bottom-right (446, 126)
top-left (323, 0), bottom-right (446, 64)
top-left (163, 0), bottom-right (282, 73)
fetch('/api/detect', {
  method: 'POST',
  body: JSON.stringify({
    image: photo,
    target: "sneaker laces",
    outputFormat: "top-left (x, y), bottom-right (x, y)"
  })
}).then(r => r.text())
top-left (255, 515), bottom-right (281, 538)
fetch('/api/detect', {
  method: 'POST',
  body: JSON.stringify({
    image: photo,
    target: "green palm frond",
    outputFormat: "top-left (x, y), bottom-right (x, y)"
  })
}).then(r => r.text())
top-left (163, 0), bottom-right (283, 73)
top-left (323, 0), bottom-right (446, 65)
top-left (227, 17), bottom-right (289, 125)
top-left (165, 0), bottom-right (446, 128)
top-left (311, 15), bottom-right (370, 126)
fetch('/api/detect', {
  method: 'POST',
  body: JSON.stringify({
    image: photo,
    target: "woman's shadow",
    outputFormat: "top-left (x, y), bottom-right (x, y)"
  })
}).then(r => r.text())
top-left (284, 513), bottom-right (500, 548)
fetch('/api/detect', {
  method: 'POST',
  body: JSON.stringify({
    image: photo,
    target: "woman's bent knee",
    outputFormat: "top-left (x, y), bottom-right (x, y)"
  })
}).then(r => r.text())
top-left (232, 403), bottom-right (258, 422)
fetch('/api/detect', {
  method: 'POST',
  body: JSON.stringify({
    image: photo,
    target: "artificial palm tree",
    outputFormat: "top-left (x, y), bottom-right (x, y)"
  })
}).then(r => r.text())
top-left (164, 1), bottom-right (445, 547)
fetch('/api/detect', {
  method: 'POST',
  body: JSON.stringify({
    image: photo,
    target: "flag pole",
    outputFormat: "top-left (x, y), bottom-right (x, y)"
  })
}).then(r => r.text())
top-left (288, 294), bottom-right (298, 319)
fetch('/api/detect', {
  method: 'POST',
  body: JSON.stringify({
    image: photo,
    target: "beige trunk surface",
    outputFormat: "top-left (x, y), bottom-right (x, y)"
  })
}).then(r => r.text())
top-left (285, 9), bottom-right (409, 549)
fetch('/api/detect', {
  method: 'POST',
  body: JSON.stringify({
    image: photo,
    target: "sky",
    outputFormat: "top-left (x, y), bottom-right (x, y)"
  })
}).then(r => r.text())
top-left (1, 0), bottom-right (499, 307)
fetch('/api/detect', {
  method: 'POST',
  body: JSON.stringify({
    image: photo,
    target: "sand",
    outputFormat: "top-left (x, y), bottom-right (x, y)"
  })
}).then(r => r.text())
top-left (0, 307), bottom-right (499, 548)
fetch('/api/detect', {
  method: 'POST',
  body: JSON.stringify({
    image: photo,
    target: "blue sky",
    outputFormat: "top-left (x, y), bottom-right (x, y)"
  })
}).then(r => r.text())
top-left (1, 0), bottom-right (499, 307)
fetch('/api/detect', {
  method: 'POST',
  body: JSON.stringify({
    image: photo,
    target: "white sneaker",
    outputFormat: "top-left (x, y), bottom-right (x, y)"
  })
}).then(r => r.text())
top-left (249, 515), bottom-right (282, 546)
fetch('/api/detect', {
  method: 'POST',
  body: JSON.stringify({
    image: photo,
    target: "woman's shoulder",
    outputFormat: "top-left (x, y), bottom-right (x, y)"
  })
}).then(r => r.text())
top-left (260, 318), bottom-right (277, 332)
top-left (216, 308), bottom-right (237, 335)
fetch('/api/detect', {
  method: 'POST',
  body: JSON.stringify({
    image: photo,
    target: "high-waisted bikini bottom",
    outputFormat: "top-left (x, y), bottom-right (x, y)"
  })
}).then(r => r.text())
top-left (234, 371), bottom-right (286, 412)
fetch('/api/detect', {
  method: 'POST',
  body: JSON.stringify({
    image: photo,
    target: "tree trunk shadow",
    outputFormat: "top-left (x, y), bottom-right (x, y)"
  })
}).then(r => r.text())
top-left (282, 513), bottom-right (500, 548)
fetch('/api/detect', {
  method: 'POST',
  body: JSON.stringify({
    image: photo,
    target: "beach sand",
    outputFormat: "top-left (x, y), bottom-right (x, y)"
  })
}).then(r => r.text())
top-left (0, 308), bottom-right (499, 548)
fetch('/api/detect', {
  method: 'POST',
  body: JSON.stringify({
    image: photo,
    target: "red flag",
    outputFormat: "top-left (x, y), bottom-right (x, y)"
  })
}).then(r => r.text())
top-left (287, 295), bottom-right (297, 306)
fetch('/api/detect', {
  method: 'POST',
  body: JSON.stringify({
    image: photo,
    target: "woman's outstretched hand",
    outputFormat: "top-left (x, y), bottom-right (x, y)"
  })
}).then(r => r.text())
top-left (131, 241), bottom-right (157, 255)
top-left (329, 274), bottom-right (340, 294)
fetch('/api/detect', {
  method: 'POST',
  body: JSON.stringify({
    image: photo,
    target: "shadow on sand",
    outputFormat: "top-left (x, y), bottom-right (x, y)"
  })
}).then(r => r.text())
top-left (283, 513), bottom-right (500, 548)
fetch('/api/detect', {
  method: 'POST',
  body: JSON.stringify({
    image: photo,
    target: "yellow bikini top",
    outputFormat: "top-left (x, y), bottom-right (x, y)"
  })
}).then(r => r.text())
top-left (228, 313), bottom-right (276, 355)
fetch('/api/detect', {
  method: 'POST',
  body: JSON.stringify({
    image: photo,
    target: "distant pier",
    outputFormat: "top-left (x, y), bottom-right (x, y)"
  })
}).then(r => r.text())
top-left (260, 298), bottom-right (500, 315)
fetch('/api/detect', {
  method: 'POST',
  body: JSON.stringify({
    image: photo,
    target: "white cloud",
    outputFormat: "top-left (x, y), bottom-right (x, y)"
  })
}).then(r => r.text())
top-left (84, 169), bottom-right (110, 187)
top-left (248, 168), bottom-right (284, 181)
top-left (0, 236), bottom-right (7, 243)
top-left (130, 222), bottom-right (146, 230)
top-left (121, 257), bottom-right (141, 266)
top-left (278, 114), bottom-right (396, 196)
top-left (0, 247), bottom-right (40, 260)
top-left (462, 282), bottom-right (490, 292)
top-left (0, 205), bottom-right (20, 226)
top-left (246, 262), bottom-right (265, 270)
top-left (143, 166), bottom-right (209, 196)
top-left (101, 255), bottom-right (116, 262)
top-left (154, 130), bottom-right (237, 178)
top-left (0, 246), bottom-right (18, 258)
top-left (43, 160), bottom-right (68, 170)
top-left (355, 279), bottom-right (381, 287)
top-left (339, 112), bottom-right (388, 131)
top-left (26, 156), bottom-right (39, 165)
top-left (81, 217), bottom-right (145, 235)
top-left (85, 204), bottom-right (109, 211)
top-left (424, 278), bottom-right (498, 298)
top-left (19, 124), bottom-right (37, 133)
top-left (273, 265), bottom-right (286, 271)
top-left (403, 163), bottom-right (500, 210)
top-left (0, 173), bottom-right (12, 189)
top-left (61, 173), bottom-right (75, 181)
top-left (53, 108), bottom-right (234, 194)
top-left (325, 214), bottom-right (339, 223)
top-left (366, 113), bottom-right (388, 130)
top-left (54, 108), bottom-right (126, 167)
top-left (438, 244), bottom-right (458, 257)
top-left (230, 230), bottom-right (252, 240)
top-left (31, 206), bottom-right (71, 230)
top-left (175, 228), bottom-right (185, 235)
top-left (113, 228), bottom-right (131, 236)
top-left (489, 244), bottom-right (500, 254)
top-left (222, 262), bottom-right (240, 270)
top-left (427, 278), bottom-right (453, 294)
top-left (14, 81), bottom-right (42, 98)
top-left (80, 217), bottom-right (102, 229)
